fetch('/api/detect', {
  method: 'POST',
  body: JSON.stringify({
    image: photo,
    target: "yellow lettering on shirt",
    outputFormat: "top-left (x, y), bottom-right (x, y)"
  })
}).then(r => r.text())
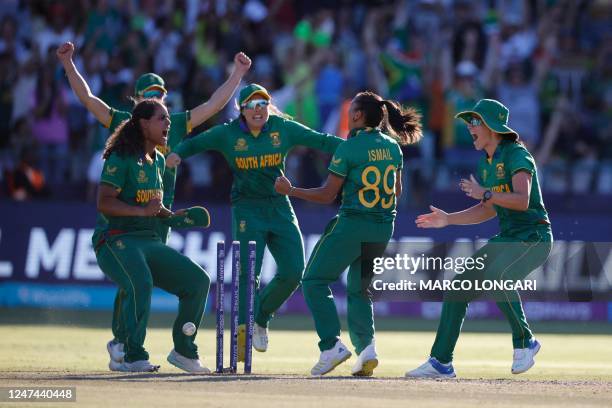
top-left (491, 184), bottom-right (511, 193)
top-left (235, 153), bottom-right (282, 170)
top-left (368, 148), bottom-right (392, 162)
top-left (135, 189), bottom-right (162, 203)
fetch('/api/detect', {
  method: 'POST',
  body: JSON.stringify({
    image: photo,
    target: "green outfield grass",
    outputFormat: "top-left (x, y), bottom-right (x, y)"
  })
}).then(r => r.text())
top-left (0, 314), bottom-right (611, 407)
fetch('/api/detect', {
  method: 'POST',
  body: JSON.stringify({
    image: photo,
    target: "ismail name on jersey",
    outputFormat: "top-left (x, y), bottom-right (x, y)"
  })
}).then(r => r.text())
top-left (368, 148), bottom-right (392, 162)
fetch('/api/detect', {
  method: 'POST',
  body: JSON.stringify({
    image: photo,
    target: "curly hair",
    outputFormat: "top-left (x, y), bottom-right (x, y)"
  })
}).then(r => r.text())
top-left (103, 99), bottom-right (165, 159)
top-left (352, 91), bottom-right (423, 145)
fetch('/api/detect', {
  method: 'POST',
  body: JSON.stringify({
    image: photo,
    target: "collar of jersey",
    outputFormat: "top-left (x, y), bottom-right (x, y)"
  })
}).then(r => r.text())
top-left (349, 126), bottom-right (380, 138)
top-left (485, 139), bottom-right (512, 161)
top-left (239, 116), bottom-right (269, 137)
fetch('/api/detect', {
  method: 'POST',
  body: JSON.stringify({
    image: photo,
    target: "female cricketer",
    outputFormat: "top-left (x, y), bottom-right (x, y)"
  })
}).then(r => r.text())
top-left (406, 99), bottom-right (553, 378)
top-left (166, 84), bottom-right (344, 359)
top-left (274, 91), bottom-right (423, 376)
top-left (96, 99), bottom-right (211, 373)
top-left (56, 42), bottom-right (251, 367)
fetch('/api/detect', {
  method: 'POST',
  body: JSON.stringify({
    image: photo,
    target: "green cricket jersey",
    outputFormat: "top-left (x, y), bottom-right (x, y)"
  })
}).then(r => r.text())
top-left (174, 115), bottom-right (344, 203)
top-left (328, 127), bottom-right (403, 222)
top-left (98, 150), bottom-right (165, 234)
top-left (107, 108), bottom-right (190, 206)
top-left (477, 139), bottom-right (550, 238)
top-left (92, 108), bottom-right (191, 247)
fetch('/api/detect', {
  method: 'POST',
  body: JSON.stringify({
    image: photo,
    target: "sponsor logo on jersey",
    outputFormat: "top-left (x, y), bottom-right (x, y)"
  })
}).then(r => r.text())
top-left (138, 170), bottom-right (149, 184)
top-left (496, 163), bottom-right (505, 179)
top-left (234, 138), bottom-right (248, 151)
top-left (105, 165), bottom-right (118, 176)
top-left (239, 220), bottom-right (246, 233)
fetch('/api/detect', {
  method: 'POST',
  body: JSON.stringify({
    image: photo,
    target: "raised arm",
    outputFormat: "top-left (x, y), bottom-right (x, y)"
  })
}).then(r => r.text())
top-left (284, 119), bottom-right (344, 154)
top-left (190, 52), bottom-right (252, 127)
top-left (275, 173), bottom-right (345, 204)
top-left (167, 124), bottom-right (227, 168)
top-left (57, 42), bottom-right (112, 126)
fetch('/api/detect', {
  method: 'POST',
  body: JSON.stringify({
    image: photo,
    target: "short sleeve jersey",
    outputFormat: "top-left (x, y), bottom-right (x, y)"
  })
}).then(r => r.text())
top-left (328, 128), bottom-right (403, 222)
top-left (476, 139), bottom-right (550, 237)
top-left (91, 108), bottom-right (190, 247)
top-left (99, 150), bottom-right (165, 234)
top-left (173, 115), bottom-right (344, 203)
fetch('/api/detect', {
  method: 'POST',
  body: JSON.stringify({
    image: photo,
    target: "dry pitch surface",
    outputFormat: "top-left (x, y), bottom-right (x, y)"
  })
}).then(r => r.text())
top-left (1, 325), bottom-right (611, 407)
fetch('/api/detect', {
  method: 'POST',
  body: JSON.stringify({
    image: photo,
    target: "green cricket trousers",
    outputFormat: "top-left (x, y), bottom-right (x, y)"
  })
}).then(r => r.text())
top-left (431, 228), bottom-right (553, 363)
top-left (232, 197), bottom-right (305, 327)
top-left (302, 215), bottom-right (394, 355)
top-left (110, 223), bottom-right (170, 347)
top-left (96, 231), bottom-right (209, 362)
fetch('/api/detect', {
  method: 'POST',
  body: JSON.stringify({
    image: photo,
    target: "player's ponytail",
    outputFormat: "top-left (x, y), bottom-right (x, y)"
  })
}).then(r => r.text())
top-left (352, 91), bottom-right (422, 146)
top-left (380, 99), bottom-right (423, 145)
top-left (103, 99), bottom-right (164, 159)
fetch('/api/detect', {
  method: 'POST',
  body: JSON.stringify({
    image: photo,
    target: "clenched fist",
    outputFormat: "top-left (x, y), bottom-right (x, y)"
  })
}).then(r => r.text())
top-left (233, 52), bottom-right (252, 76)
top-left (56, 42), bottom-right (75, 64)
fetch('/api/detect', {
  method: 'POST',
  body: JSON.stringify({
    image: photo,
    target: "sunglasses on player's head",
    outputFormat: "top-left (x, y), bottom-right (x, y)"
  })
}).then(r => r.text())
top-left (143, 89), bottom-right (165, 99)
top-left (468, 117), bottom-right (483, 127)
top-left (242, 99), bottom-right (269, 110)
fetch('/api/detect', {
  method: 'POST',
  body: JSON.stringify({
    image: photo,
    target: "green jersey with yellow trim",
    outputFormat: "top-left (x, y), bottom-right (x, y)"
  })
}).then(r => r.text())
top-left (98, 150), bottom-right (165, 234)
top-left (107, 108), bottom-right (190, 207)
top-left (477, 139), bottom-right (550, 238)
top-left (92, 108), bottom-right (190, 247)
top-left (328, 128), bottom-right (403, 222)
top-left (174, 115), bottom-right (343, 203)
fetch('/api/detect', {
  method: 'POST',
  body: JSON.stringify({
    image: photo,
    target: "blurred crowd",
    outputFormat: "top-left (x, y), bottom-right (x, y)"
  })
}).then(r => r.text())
top-left (0, 0), bottom-right (610, 205)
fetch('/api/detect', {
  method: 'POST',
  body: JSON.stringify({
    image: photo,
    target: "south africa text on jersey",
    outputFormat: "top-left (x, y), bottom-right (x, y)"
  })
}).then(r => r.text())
top-left (235, 153), bottom-right (282, 170)
top-left (135, 189), bottom-right (163, 203)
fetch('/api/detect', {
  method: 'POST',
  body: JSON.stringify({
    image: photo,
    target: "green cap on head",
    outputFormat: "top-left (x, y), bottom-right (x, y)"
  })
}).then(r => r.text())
top-left (238, 83), bottom-right (271, 107)
top-left (135, 73), bottom-right (167, 96)
top-left (456, 99), bottom-right (519, 140)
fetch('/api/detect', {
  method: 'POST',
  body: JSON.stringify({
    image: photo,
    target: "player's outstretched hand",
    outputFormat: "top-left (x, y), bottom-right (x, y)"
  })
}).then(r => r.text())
top-left (166, 153), bottom-right (181, 168)
top-left (460, 174), bottom-right (485, 200)
top-left (274, 176), bottom-right (292, 195)
top-left (233, 52), bottom-right (252, 75)
top-left (56, 42), bottom-right (75, 64)
top-left (142, 198), bottom-right (162, 216)
top-left (415, 205), bottom-right (449, 229)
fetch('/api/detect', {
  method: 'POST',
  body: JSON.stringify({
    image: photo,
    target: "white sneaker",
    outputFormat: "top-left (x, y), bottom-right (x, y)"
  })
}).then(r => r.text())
top-left (512, 338), bottom-right (541, 374)
top-left (405, 357), bottom-right (456, 378)
top-left (106, 339), bottom-right (125, 363)
top-left (167, 349), bottom-right (211, 374)
top-left (310, 340), bottom-right (352, 376)
top-left (351, 341), bottom-right (378, 377)
top-left (109, 359), bottom-right (159, 372)
top-left (253, 323), bottom-right (268, 352)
